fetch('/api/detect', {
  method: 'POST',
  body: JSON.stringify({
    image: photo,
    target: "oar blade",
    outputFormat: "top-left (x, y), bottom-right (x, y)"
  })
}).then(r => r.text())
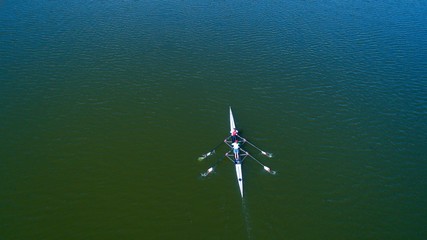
top-left (263, 165), bottom-right (277, 175)
top-left (201, 167), bottom-right (214, 177)
top-left (198, 150), bottom-right (215, 161)
top-left (261, 151), bottom-right (273, 158)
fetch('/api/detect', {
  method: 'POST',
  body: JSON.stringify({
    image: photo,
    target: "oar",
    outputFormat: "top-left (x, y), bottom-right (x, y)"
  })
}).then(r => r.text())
top-left (198, 137), bottom-right (230, 161)
top-left (238, 135), bottom-right (273, 158)
top-left (200, 166), bottom-right (215, 177)
top-left (200, 157), bottom-right (224, 177)
top-left (240, 149), bottom-right (276, 175)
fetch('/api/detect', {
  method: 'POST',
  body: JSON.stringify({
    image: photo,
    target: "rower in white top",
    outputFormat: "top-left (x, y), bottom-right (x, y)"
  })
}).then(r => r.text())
top-left (231, 140), bottom-right (240, 161)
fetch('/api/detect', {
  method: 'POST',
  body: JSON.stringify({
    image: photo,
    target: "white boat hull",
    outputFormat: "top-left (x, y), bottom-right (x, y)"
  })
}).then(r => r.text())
top-left (229, 107), bottom-right (236, 133)
top-left (230, 107), bottom-right (244, 198)
top-left (235, 163), bottom-right (243, 197)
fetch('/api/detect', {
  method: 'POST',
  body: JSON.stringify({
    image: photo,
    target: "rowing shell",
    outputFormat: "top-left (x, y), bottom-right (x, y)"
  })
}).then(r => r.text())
top-left (199, 107), bottom-right (275, 197)
top-left (230, 107), bottom-right (243, 197)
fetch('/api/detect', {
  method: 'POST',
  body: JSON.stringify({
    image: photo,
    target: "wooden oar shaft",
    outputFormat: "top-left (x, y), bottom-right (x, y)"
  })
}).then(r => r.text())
top-left (238, 135), bottom-right (272, 157)
top-left (241, 148), bottom-right (275, 174)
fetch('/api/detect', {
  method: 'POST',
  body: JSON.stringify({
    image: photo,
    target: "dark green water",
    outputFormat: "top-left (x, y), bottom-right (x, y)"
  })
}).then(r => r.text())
top-left (1, 0), bottom-right (426, 239)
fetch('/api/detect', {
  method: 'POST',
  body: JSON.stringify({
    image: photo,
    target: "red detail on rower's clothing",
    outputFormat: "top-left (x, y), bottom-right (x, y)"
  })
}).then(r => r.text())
top-left (232, 130), bottom-right (237, 136)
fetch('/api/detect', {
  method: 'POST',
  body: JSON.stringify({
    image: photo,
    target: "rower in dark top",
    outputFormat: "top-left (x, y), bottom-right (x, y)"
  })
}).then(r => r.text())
top-left (231, 128), bottom-right (238, 142)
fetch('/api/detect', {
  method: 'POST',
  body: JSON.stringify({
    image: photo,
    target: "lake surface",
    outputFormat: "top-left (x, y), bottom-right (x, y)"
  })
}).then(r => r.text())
top-left (1, 0), bottom-right (426, 239)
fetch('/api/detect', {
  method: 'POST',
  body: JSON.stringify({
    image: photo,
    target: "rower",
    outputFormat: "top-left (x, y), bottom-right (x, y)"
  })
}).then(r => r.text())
top-left (231, 128), bottom-right (238, 142)
top-left (232, 140), bottom-right (240, 160)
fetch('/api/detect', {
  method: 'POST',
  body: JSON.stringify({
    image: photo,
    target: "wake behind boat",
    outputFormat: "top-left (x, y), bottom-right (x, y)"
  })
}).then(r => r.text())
top-left (199, 107), bottom-right (276, 198)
